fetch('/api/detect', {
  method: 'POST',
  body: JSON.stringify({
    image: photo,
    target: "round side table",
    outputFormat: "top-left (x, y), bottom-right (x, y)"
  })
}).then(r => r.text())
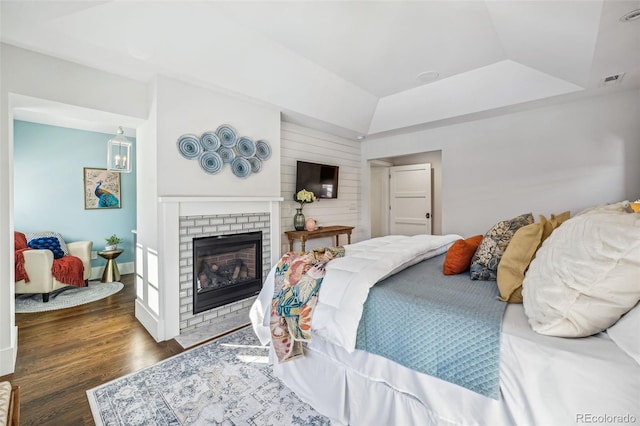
top-left (98, 249), bottom-right (124, 283)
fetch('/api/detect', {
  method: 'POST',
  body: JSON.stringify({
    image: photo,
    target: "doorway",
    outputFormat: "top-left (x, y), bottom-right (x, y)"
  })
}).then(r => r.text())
top-left (368, 151), bottom-right (442, 237)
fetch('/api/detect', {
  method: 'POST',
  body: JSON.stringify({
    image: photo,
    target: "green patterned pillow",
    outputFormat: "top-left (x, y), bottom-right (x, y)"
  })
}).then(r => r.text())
top-left (25, 231), bottom-right (69, 256)
top-left (470, 213), bottom-right (534, 281)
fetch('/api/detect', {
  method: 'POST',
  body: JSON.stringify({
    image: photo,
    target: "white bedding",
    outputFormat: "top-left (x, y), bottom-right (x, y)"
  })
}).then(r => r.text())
top-left (251, 234), bottom-right (461, 350)
top-left (272, 304), bottom-right (640, 425)
top-left (251, 233), bottom-right (640, 425)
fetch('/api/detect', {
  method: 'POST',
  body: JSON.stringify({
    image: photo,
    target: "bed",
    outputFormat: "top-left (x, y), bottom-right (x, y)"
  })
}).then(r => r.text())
top-left (250, 204), bottom-right (640, 425)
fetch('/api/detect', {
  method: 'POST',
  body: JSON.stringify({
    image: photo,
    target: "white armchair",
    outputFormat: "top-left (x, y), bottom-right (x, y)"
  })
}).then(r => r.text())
top-left (15, 239), bottom-right (93, 302)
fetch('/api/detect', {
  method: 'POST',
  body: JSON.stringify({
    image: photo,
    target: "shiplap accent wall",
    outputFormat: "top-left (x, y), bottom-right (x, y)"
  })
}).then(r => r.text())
top-left (280, 121), bottom-right (362, 255)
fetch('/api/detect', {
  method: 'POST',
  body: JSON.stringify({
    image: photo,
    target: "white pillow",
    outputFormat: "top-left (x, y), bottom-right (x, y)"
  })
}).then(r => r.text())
top-left (607, 303), bottom-right (640, 365)
top-left (574, 200), bottom-right (633, 216)
top-left (523, 207), bottom-right (640, 337)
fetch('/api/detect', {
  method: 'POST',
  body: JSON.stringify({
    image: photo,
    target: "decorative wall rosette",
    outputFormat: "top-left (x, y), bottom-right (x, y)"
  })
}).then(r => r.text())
top-left (176, 124), bottom-right (272, 177)
top-left (200, 131), bottom-right (221, 151)
top-left (177, 134), bottom-right (203, 159)
top-left (199, 151), bottom-right (223, 174)
top-left (216, 124), bottom-right (238, 148)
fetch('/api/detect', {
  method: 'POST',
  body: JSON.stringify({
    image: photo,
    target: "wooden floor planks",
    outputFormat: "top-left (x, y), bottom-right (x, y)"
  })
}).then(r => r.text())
top-left (0, 275), bottom-right (183, 426)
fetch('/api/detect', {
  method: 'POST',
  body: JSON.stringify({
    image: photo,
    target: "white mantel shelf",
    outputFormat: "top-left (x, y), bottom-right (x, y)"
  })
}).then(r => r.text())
top-left (159, 196), bottom-right (284, 203)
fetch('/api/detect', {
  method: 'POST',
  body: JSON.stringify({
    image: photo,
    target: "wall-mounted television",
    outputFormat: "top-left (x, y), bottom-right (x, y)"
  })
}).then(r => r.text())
top-left (295, 161), bottom-right (339, 199)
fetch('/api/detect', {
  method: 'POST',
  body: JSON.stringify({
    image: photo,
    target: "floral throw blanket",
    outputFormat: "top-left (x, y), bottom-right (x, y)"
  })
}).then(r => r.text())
top-left (270, 246), bottom-right (345, 362)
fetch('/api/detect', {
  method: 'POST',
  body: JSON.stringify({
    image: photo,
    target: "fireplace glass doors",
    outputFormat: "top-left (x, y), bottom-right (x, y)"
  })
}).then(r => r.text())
top-left (193, 231), bottom-right (262, 314)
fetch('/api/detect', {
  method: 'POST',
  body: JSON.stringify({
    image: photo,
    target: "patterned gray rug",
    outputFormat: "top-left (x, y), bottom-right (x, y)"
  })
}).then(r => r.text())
top-left (86, 326), bottom-right (331, 425)
top-left (15, 281), bottom-right (123, 313)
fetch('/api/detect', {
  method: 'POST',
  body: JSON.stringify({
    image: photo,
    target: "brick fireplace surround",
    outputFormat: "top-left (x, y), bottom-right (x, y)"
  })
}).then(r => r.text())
top-left (153, 197), bottom-right (282, 342)
top-left (179, 213), bottom-right (271, 333)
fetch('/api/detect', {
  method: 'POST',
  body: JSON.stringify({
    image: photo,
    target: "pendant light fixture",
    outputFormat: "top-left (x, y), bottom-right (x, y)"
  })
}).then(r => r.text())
top-left (107, 126), bottom-right (132, 173)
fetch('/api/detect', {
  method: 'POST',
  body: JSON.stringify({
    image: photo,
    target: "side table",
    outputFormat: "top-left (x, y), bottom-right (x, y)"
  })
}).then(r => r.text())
top-left (98, 249), bottom-right (124, 283)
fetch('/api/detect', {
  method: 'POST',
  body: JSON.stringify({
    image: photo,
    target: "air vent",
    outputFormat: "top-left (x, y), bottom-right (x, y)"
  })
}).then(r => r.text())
top-left (620, 8), bottom-right (640, 22)
top-left (600, 73), bottom-right (625, 86)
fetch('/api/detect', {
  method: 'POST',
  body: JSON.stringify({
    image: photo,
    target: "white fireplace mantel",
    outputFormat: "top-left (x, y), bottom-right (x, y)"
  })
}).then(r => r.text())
top-left (136, 195), bottom-right (283, 342)
top-left (159, 196), bottom-right (284, 217)
top-left (159, 196), bottom-right (283, 203)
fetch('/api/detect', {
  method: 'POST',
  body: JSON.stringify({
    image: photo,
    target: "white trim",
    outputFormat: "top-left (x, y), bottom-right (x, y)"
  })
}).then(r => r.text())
top-left (159, 196), bottom-right (283, 203)
top-left (0, 326), bottom-right (18, 376)
top-left (135, 299), bottom-right (161, 341)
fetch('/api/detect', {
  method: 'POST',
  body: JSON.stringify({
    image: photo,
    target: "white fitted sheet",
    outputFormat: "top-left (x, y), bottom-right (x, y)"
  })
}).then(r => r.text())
top-left (271, 304), bottom-right (640, 426)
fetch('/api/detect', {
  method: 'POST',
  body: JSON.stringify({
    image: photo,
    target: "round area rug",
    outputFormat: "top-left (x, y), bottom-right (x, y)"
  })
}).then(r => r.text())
top-left (15, 281), bottom-right (124, 313)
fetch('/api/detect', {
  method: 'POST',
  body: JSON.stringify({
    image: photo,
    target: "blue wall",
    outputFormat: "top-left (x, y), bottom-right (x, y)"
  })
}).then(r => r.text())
top-left (13, 120), bottom-right (136, 268)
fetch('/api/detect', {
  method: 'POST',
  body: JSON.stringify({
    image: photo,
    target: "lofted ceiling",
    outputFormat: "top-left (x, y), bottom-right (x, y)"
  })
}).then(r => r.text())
top-left (1, 0), bottom-right (639, 138)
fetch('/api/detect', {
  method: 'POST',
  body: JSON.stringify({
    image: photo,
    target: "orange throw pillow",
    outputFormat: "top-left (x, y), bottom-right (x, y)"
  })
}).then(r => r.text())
top-left (443, 235), bottom-right (483, 275)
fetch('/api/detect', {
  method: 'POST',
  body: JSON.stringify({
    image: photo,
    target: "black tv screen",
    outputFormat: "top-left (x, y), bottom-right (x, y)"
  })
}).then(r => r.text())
top-left (295, 161), bottom-right (339, 199)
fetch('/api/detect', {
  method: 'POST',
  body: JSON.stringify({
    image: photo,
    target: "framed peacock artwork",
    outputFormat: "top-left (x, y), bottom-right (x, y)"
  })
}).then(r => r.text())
top-left (83, 167), bottom-right (121, 209)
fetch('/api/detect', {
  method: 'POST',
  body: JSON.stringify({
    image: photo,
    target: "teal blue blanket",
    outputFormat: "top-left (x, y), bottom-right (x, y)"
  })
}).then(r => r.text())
top-left (355, 253), bottom-right (507, 399)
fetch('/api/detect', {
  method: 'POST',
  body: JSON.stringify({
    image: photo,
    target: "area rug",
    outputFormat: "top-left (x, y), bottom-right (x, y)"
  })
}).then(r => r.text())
top-left (87, 326), bottom-right (331, 425)
top-left (15, 281), bottom-right (124, 313)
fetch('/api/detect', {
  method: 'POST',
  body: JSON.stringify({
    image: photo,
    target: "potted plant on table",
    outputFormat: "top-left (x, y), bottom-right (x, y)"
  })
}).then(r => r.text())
top-left (293, 189), bottom-right (317, 231)
top-left (105, 234), bottom-right (122, 251)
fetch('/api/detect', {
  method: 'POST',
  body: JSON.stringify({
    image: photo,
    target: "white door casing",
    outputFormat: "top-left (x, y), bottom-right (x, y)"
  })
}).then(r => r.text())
top-left (369, 165), bottom-right (390, 238)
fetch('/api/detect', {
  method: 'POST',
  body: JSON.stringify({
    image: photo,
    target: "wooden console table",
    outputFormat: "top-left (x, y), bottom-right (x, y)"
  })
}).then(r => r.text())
top-left (285, 225), bottom-right (355, 252)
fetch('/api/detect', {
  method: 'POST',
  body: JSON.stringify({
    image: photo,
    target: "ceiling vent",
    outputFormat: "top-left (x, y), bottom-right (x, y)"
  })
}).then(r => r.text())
top-left (620, 8), bottom-right (640, 22)
top-left (600, 73), bottom-right (625, 87)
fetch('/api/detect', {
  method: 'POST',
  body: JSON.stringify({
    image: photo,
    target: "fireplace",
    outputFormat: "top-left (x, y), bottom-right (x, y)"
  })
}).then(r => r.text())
top-left (193, 231), bottom-right (263, 314)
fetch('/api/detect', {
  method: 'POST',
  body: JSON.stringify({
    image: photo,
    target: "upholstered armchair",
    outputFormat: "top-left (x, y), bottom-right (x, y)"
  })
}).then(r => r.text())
top-left (14, 232), bottom-right (93, 302)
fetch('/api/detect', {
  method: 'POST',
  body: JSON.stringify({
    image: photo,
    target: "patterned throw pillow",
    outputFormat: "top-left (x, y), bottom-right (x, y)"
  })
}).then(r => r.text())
top-left (28, 236), bottom-right (65, 259)
top-left (470, 213), bottom-right (534, 281)
top-left (26, 231), bottom-right (69, 256)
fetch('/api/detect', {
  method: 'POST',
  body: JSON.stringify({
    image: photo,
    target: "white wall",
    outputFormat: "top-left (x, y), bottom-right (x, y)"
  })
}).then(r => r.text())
top-left (363, 90), bottom-right (640, 237)
top-left (280, 122), bottom-right (362, 254)
top-left (133, 76), bottom-right (282, 341)
top-left (0, 44), bottom-right (148, 375)
top-left (155, 77), bottom-right (281, 197)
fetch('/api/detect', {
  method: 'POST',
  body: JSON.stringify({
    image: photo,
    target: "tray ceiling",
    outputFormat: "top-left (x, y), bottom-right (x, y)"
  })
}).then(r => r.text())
top-left (2, 1), bottom-right (639, 137)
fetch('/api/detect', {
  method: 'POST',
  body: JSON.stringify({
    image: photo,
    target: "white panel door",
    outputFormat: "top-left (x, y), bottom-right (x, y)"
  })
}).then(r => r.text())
top-left (390, 163), bottom-right (432, 235)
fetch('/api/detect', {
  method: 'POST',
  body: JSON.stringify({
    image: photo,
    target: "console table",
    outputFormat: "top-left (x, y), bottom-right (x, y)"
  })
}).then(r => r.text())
top-left (285, 225), bottom-right (355, 252)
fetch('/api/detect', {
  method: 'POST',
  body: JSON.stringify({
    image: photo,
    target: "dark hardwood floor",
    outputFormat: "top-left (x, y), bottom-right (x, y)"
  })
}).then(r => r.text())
top-left (0, 275), bottom-right (184, 426)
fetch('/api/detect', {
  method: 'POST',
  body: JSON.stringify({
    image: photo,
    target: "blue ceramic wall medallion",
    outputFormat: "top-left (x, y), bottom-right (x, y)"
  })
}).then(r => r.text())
top-left (248, 157), bottom-right (262, 173)
top-left (219, 147), bottom-right (235, 163)
top-left (236, 137), bottom-right (256, 158)
top-left (177, 125), bottom-right (272, 178)
top-left (216, 124), bottom-right (238, 148)
top-left (199, 151), bottom-right (223, 174)
top-left (231, 157), bottom-right (251, 178)
top-left (177, 134), bottom-right (203, 159)
top-left (255, 140), bottom-right (272, 160)
top-left (200, 131), bottom-right (221, 151)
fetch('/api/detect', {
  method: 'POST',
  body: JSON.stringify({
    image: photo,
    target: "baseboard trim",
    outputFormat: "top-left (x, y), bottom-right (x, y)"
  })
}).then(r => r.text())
top-left (135, 299), bottom-right (161, 342)
top-left (0, 326), bottom-right (18, 375)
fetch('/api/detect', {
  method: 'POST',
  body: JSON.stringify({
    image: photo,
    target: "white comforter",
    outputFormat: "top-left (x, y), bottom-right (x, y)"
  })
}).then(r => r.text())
top-left (250, 234), bottom-right (461, 351)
